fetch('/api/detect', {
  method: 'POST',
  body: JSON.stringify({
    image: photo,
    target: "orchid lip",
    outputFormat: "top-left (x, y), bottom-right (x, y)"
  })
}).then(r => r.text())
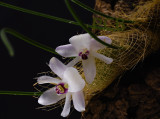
top-left (79, 50), bottom-right (89, 60)
top-left (56, 83), bottom-right (68, 94)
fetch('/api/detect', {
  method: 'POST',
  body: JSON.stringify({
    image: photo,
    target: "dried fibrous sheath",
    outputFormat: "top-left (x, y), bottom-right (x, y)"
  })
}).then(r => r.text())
top-left (82, 0), bottom-right (160, 106)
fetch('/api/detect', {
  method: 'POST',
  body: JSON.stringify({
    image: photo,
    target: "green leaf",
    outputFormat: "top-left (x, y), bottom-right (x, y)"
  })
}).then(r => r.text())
top-left (0, 1), bottom-right (79, 25)
top-left (0, 28), bottom-right (58, 56)
top-left (1, 28), bottom-right (14, 56)
top-left (65, 0), bottom-right (118, 49)
top-left (0, 91), bottom-right (42, 96)
top-left (0, 1), bottom-right (106, 30)
top-left (71, 0), bottom-right (134, 23)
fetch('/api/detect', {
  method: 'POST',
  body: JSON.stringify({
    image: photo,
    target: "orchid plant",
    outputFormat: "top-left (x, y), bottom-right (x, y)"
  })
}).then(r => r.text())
top-left (56, 33), bottom-right (113, 84)
top-left (0, 0), bottom-right (134, 118)
top-left (37, 57), bottom-right (85, 117)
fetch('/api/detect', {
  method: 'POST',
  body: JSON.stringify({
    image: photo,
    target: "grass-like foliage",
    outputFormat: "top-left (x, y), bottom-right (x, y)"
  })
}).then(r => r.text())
top-left (0, 28), bottom-right (58, 57)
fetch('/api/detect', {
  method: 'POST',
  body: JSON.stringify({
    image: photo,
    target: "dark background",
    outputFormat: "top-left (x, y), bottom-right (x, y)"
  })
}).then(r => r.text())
top-left (0, 0), bottom-right (94, 119)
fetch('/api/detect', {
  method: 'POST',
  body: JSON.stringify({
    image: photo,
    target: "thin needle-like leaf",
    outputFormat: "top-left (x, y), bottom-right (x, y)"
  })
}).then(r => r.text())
top-left (1, 28), bottom-right (14, 56)
top-left (0, 90), bottom-right (42, 96)
top-left (0, 28), bottom-right (58, 56)
top-left (65, 0), bottom-right (118, 49)
top-left (71, 0), bottom-right (134, 23)
top-left (0, 1), bottom-right (107, 30)
top-left (0, 1), bottom-right (78, 25)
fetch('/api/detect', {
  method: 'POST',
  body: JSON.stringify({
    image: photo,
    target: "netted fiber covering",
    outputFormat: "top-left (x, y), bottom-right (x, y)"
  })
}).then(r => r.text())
top-left (83, 0), bottom-right (160, 104)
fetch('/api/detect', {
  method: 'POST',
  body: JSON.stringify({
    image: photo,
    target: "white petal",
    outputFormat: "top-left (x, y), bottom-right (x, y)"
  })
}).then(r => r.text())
top-left (61, 93), bottom-right (71, 117)
top-left (38, 87), bottom-right (65, 105)
top-left (56, 44), bottom-right (77, 57)
top-left (63, 67), bottom-right (85, 92)
top-left (82, 56), bottom-right (96, 84)
top-left (69, 33), bottom-right (91, 52)
top-left (67, 56), bottom-right (80, 67)
top-left (93, 52), bottom-right (113, 64)
top-left (37, 76), bottom-right (61, 84)
top-left (49, 57), bottom-right (67, 79)
top-left (72, 91), bottom-right (85, 112)
top-left (90, 36), bottom-right (112, 51)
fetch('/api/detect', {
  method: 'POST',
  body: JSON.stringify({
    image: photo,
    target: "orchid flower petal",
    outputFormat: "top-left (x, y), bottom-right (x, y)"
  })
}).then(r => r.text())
top-left (69, 33), bottom-right (91, 52)
top-left (49, 57), bottom-right (67, 79)
top-left (72, 91), bottom-right (85, 112)
top-left (91, 36), bottom-right (112, 51)
top-left (56, 44), bottom-right (77, 57)
top-left (63, 67), bottom-right (85, 92)
top-left (67, 56), bottom-right (80, 67)
top-left (82, 56), bottom-right (96, 84)
top-left (93, 52), bottom-right (113, 64)
top-left (37, 76), bottom-right (61, 84)
top-left (61, 93), bottom-right (71, 117)
top-left (38, 87), bottom-right (65, 105)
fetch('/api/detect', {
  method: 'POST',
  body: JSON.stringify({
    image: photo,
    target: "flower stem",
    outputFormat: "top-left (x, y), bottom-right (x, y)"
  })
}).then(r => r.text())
top-left (71, 0), bottom-right (134, 23)
top-left (65, 0), bottom-right (118, 49)
top-left (0, 91), bottom-right (42, 96)
top-left (1, 28), bottom-right (59, 56)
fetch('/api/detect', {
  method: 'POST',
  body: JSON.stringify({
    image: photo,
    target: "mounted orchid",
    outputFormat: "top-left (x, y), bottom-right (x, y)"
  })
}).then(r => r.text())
top-left (37, 57), bottom-right (85, 117)
top-left (56, 33), bottom-right (113, 84)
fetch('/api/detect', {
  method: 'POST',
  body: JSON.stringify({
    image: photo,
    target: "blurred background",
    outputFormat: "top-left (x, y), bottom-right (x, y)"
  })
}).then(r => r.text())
top-left (0, 0), bottom-right (94, 119)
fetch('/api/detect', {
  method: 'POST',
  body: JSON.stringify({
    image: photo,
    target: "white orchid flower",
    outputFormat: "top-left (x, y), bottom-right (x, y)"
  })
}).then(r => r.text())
top-left (56, 33), bottom-right (113, 84)
top-left (37, 57), bottom-right (85, 117)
